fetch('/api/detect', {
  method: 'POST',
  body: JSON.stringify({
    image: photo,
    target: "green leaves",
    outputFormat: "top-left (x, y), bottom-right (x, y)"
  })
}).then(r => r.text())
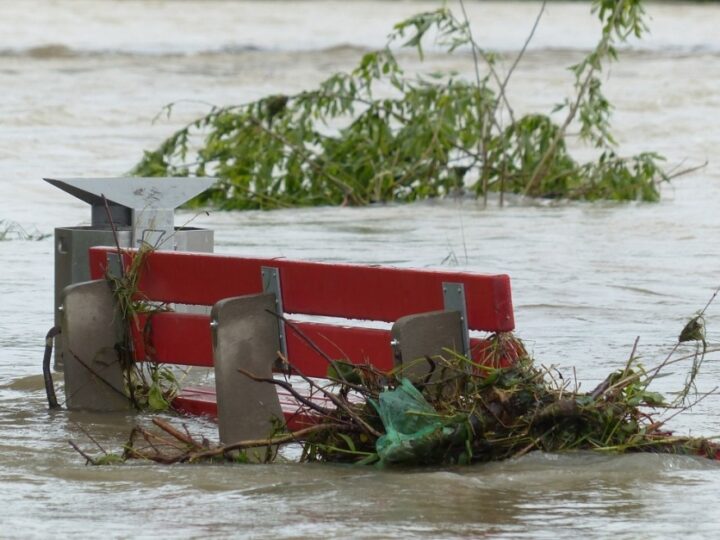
top-left (327, 360), bottom-right (363, 385)
top-left (133, 1), bottom-right (665, 208)
top-left (147, 384), bottom-right (170, 412)
top-left (128, 360), bottom-right (179, 412)
top-left (391, 8), bottom-right (454, 58)
top-left (594, 0), bottom-right (648, 40)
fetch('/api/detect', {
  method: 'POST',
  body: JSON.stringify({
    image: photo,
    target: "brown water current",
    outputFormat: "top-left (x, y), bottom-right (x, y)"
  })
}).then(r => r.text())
top-left (1, 1), bottom-right (720, 538)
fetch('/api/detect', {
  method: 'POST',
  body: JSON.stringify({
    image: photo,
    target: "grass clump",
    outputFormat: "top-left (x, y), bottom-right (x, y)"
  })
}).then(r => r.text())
top-left (104, 244), bottom-right (180, 412)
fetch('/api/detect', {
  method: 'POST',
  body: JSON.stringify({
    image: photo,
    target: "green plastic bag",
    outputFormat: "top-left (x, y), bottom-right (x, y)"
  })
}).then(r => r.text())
top-left (371, 379), bottom-right (460, 465)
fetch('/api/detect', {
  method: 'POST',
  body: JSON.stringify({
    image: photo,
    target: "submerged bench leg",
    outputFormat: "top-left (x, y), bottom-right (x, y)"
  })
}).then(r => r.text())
top-left (391, 310), bottom-right (464, 387)
top-left (60, 280), bottom-right (130, 411)
top-left (211, 293), bottom-right (284, 461)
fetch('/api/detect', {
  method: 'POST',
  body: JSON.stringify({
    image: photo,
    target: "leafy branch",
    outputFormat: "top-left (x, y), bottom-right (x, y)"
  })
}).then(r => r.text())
top-left (133, 0), bottom-right (681, 209)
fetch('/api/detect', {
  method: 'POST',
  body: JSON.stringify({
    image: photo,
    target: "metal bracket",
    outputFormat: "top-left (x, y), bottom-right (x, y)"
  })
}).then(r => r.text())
top-left (442, 282), bottom-right (471, 359)
top-left (390, 338), bottom-right (401, 363)
top-left (261, 266), bottom-right (288, 358)
top-left (106, 252), bottom-right (122, 279)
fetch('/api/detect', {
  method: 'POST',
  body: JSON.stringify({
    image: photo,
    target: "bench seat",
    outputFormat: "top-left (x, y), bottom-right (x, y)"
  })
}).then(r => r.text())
top-left (173, 383), bottom-right (363, 432)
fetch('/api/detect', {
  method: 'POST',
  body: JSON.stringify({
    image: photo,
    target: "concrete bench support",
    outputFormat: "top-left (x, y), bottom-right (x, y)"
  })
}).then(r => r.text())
top-left (211, 293), bottom-right (284, 461)
top-left (60, 280), bottom-right (130, 411)
top-left (391, 310), bottom-right (464, 386)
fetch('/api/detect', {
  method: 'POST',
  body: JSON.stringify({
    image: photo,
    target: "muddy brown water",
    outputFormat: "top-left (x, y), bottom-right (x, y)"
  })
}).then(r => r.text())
top-left (1, 1), bottom-right (720, 537)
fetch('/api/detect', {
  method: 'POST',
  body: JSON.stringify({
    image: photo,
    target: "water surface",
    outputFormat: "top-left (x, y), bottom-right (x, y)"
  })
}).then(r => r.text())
top-left (1, 1), bottom-right (720, 538)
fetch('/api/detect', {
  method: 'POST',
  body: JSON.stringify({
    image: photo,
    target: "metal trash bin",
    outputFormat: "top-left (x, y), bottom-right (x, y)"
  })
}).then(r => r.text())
top-left (46, 176), bottom-right (215, 370)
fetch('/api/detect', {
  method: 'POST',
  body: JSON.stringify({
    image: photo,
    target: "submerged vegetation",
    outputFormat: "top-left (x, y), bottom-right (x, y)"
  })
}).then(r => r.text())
top-left (134, 0), bottom-right (684, 209)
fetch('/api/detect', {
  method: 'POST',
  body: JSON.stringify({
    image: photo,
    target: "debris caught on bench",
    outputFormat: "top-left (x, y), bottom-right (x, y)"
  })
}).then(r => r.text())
top-left (71, 311), bottom-right (720, 467)
top-left (106, 244), bottom-right (180, 412)
top-left (64, 244), bottom-right (720, 467)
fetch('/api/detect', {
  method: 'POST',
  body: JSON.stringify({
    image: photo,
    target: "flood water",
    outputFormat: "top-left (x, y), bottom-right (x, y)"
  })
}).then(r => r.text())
top-left (2, 1), bottom-right (720, 538)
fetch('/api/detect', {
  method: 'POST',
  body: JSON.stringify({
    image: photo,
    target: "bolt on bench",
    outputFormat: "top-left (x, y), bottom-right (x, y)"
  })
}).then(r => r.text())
top-left (60, 246), bottom-right (517, 449)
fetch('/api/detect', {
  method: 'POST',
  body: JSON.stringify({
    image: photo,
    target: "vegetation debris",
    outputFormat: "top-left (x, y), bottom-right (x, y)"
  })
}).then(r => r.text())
top-left (132, 0), bottom-right (699, 209)
top-left (72, 312), bottom-right (720, 467)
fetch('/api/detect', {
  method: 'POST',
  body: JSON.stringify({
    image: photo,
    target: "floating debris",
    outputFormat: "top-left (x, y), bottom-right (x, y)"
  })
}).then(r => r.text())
top-left (72, 320), bottom-right (720, 467)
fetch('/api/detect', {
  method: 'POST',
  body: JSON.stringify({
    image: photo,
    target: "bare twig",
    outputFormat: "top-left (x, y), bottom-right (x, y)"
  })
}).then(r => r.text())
top-left (191, 423), bottom-right (349, 460)
top-left (152, 418), bottom-right (203, 447)
top-left (71, 421), bottom-right (108, 455)
top-left (457, 0), bottom-right (515, 124)
top-left (236, 367), bottom-right (337, 417)
top-left (656, 386), bottom-right (719, 429)
top-left (523, 1), bottom-right (624, 197)
top-left (68, 440), bottom-right (97, 465)
top-left (261, 314), bottom-right (383, 437)
top-left (101, 194), bottom-right (125, 279)
top-left (698, 284), bottom-right (720, 318)
top-left (497, 1), bottom-right (547, 115)
top-left (665, 160), bottom-right (708, 181)
top-left (127, 422), bottom-right (350, 464)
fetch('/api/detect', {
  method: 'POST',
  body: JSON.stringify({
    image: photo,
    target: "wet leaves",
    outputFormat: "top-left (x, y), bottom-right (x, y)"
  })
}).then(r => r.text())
top-left (133, 2), bottom-right (667, 209)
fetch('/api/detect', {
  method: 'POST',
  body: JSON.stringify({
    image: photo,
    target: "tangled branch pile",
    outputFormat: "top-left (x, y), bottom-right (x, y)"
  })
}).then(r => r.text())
top-left (133, 0), bottom-right (681, 209)
top-left (77, 314), bottom-right (720, 467)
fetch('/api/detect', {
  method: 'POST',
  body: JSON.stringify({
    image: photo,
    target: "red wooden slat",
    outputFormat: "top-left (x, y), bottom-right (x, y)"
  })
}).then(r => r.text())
top-left (172, 387), bottom-right (217, 420)
top-left (172, 386), bottom-right (324, 431)
top-left (130, 312), bottom-right (394, 376)
top-left (137, 313), bottom-right (516, 376)
top-left (285, 323), bottom-right (393, 375)
top-left (130, 313), bottom-right (213, 367)
top-left (89, 247), bottom-right (514, 332)
top-left (135, 312), bottom-right (516, 377)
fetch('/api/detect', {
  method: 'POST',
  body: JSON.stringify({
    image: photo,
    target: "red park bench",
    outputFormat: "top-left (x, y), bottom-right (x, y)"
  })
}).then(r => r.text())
top-left (59, 246), bottom-right (516, 447)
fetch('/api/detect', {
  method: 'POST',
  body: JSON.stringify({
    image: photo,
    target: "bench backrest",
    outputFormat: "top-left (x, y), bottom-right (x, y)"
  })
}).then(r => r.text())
top-left (88, 247), bottom-right (515, 377)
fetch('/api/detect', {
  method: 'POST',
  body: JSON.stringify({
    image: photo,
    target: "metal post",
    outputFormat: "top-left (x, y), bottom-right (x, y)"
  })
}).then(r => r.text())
top-left (442, 282), bottom-right (471, 359)
top-left (261, 266), bottom-right (288, 359)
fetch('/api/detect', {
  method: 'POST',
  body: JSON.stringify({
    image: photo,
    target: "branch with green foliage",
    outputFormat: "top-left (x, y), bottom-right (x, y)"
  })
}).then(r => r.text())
top-left (133, 0), bottom-right (672, 209)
